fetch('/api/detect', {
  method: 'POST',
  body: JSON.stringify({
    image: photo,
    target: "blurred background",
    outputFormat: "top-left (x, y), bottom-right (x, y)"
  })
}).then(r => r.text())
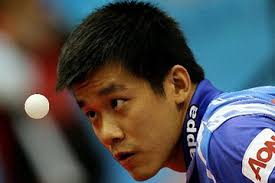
top-left (0, 0), bottom-right (274, 183)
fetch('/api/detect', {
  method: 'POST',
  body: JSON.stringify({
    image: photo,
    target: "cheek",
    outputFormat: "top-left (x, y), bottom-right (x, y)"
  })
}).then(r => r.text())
top-left (126, 100), bottom-right (179, 148)
top-left (126, 107), bottom-right (179, 175)
top-left (126, 102), bottom-right (158, 131)
top-left (123, 101), bottom-right (182, 176)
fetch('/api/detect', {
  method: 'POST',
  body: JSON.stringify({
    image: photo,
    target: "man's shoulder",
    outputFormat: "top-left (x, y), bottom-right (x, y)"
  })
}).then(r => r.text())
top-left (206, 115), bottom-right (275, 183)
top-left (209, 114), bottom-right (275, 152)
top-left (195, 84), bottom-right (275, 182)
top-left (202, 85), bottom-right (275, 132)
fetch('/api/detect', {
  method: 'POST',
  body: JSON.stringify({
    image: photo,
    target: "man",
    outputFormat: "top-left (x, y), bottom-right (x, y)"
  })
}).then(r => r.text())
top-left (56, 1), bottom-right (275, 182)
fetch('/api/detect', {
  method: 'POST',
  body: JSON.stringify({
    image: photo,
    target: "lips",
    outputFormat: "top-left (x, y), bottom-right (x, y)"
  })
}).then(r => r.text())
top-left (114, 152), bottom-right (135, 162)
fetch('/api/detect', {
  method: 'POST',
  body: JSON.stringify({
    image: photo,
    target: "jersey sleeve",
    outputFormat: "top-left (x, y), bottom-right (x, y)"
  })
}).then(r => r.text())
top-left (207, 115), bottom-right (275, 183)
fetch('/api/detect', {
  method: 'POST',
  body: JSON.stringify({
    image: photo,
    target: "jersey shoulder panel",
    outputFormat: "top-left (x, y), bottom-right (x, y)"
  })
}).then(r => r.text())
top-left (208, 115), bottom-right (275, 183)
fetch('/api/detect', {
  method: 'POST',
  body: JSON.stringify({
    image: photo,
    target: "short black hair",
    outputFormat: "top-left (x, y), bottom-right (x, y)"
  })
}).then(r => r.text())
top-left (56, 0), bottom-right (204, 94)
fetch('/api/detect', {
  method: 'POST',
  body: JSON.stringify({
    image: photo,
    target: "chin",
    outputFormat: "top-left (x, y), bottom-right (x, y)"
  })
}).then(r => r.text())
top-left (131, 173), bottom-right (153, 181)
top-left (129, 166), bottom-right (160, 182)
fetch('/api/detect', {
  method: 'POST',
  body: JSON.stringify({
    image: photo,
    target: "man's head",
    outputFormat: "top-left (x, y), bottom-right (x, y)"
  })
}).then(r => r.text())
top-left (56, 0), bottom-right (204, 181)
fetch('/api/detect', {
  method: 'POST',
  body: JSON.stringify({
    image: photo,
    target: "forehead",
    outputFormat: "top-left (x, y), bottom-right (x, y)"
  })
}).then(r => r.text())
top-left (72, 63), bottom-right (149, 98)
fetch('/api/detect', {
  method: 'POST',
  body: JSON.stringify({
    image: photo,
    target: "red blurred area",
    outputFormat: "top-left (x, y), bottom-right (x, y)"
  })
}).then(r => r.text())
top-left (0, 0), bottom-right (104, 182)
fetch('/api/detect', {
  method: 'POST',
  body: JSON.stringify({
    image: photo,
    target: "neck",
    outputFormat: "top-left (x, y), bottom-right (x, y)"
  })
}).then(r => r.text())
top-left (165, 139), bottom-right (186, 172)
top-left (164, 83), bottom-right (197, 172)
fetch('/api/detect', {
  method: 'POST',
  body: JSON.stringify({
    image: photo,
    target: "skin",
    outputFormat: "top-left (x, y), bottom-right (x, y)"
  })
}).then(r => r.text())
top-left (72, 63), bottom-right (196, 181)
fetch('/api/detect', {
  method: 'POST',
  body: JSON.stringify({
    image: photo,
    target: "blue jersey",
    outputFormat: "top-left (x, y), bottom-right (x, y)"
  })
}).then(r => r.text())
top-left (181, 80), bottom-right (275, 183)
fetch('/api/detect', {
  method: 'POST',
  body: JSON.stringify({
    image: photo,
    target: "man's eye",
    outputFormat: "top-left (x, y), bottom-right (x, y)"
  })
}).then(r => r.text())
top-left (86, 111), bottom-right (96, 119)
top-left (110, 99), bottom-right (125, 109)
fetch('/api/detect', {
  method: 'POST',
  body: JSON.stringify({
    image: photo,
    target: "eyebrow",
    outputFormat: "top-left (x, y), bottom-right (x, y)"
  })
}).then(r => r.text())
top-left (98, 83), bottom-right (127, 96)
top-left (76, 83), bottom-right (127, 109)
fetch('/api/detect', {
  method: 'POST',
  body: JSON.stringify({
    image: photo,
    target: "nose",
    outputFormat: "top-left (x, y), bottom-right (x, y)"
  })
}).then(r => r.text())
top-left (98, 116), bottom-right (125, 148)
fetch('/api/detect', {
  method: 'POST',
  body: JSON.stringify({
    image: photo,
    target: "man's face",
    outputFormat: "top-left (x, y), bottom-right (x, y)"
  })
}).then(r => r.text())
top-left (72, 64), bottom-right (184, 181)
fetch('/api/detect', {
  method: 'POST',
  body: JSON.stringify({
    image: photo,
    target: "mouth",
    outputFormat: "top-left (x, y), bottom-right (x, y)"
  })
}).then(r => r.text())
top-left (114, 151), bottom-right (137, 169)
top-left (114, 152), bottom-right (136, 162)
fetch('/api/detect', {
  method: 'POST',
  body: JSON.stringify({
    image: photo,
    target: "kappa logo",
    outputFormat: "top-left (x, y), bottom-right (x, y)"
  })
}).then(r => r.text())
top-left (242, 128), bottom-right (275, 183)
top-left (186, 105), bottom-right (198, 159)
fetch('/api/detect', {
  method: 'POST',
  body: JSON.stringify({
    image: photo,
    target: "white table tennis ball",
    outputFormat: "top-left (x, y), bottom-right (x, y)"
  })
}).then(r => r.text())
top-left (24, 94), bottom-right (49, 119)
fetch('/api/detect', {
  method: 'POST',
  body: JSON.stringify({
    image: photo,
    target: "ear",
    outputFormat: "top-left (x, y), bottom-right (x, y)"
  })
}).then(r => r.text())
top-left (165, 65), bottom-right (192, 104)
